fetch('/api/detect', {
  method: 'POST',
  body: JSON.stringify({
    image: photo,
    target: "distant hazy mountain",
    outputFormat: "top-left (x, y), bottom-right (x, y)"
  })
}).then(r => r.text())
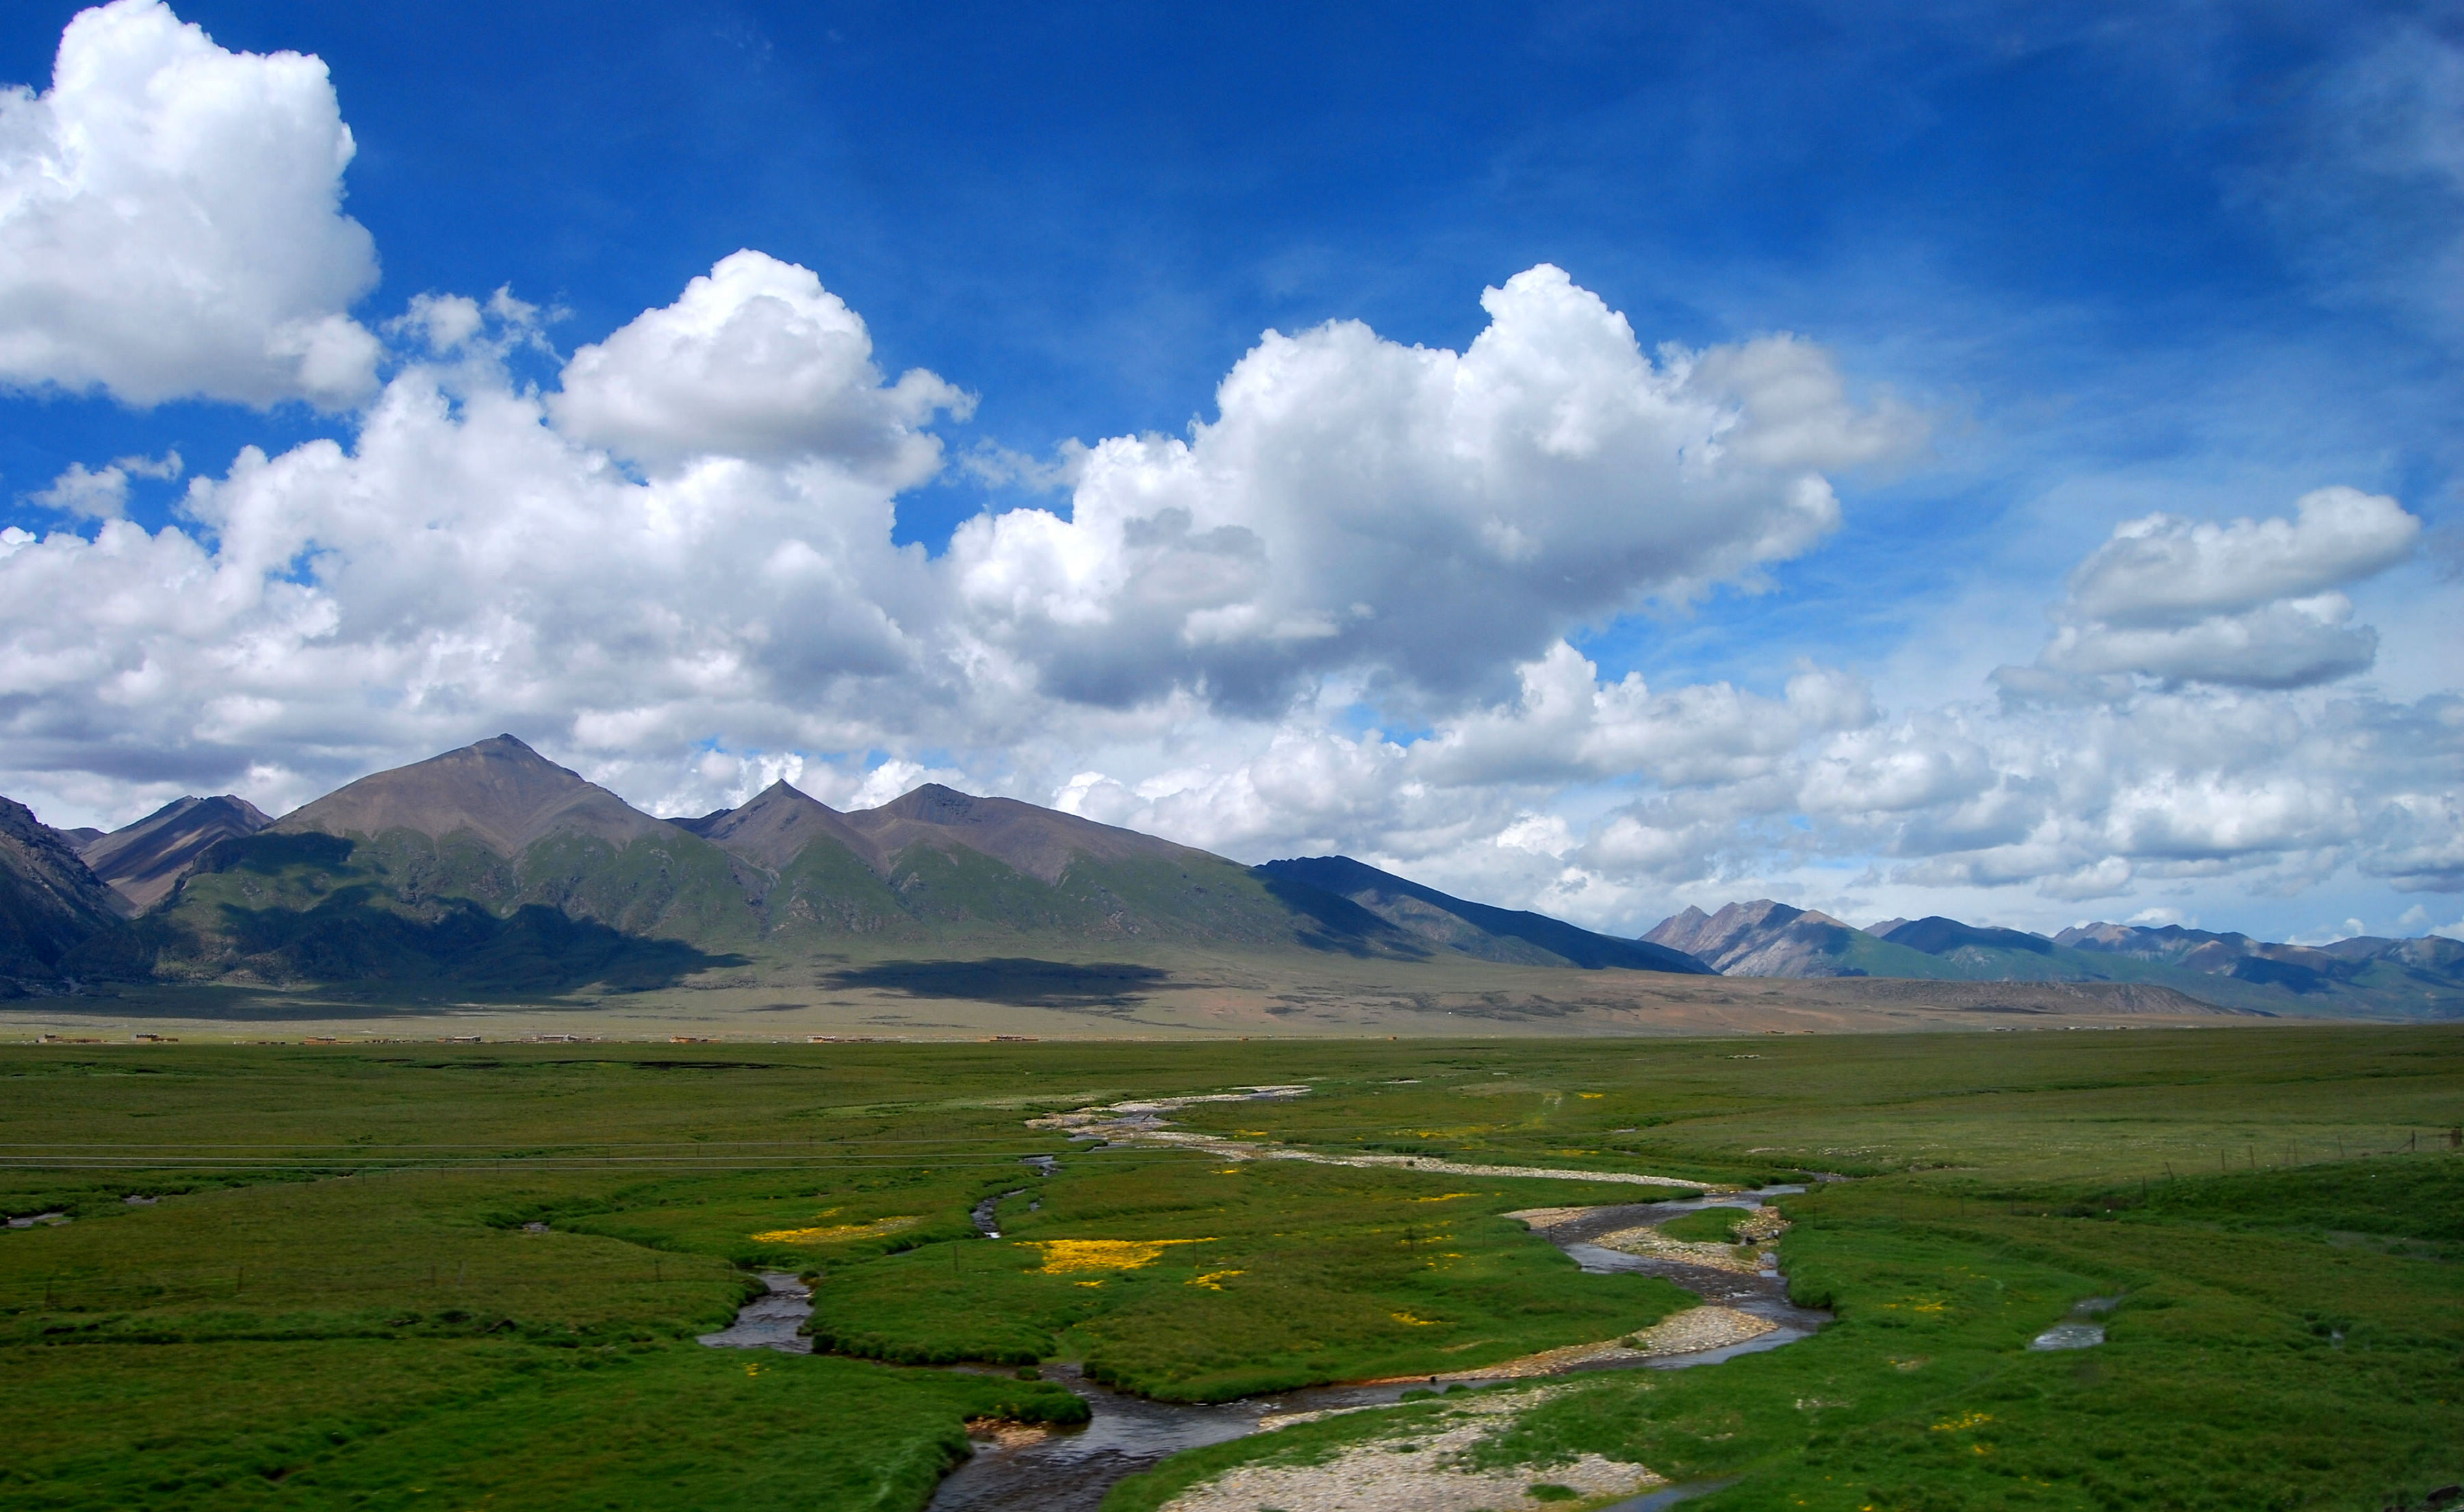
top-left (1645, 900), bottom-right (1945, 978)
top-left (2056, 921), bottom-right (2464, 1011)
top-left (0, 797), bottom-right (124, 986)
top-left (1259, 856), bottom-right (1714, 973)
top-left (1644, 899), bottom-right (2463, 1019)
top-left (78, 795), bottom-right (272, 910)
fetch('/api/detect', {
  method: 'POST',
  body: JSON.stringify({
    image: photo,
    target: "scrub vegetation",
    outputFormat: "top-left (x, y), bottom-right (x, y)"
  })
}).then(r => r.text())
top-left (0, 1025), bottom-right (2455, 1509)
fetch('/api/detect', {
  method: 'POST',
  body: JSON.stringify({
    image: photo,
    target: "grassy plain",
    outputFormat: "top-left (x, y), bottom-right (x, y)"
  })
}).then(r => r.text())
top-left (0, 1025), bottom-right (2455, 1509)
top-left (1, 938), bottom-right (2253, 1044)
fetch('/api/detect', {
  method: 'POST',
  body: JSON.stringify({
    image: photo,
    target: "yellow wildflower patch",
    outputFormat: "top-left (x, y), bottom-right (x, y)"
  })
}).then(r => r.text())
top-left (1189, 1269), bottom-right (1246, 1290)
top-left (1390, 1310), bottom-right (1441, 1327)
top-left (1028, 1238), bottom-right (1215, 1273)
top-left (750, 1215), bottom-right (919, 1245)
top-left (1411, 1192), bottom-right (1476, 1203)
top-left (1932, 1411), bottom-right (1993, 1433)
top-left (1578, 1092), bottom-right (1604, 1099)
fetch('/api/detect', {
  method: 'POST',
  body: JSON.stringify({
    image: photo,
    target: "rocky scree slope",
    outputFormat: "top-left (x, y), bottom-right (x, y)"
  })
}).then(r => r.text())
top-left (77, 794), bottom-right (272, 910)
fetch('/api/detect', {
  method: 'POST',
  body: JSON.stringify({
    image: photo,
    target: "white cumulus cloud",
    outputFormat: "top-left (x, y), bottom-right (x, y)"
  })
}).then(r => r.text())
top-left (2007, 487), bottom-right (2421, 691)
top-left (549, 250), bottom-right (970, 478)
top-left (27, 449), bottom-right (179, 518)
top-left (0, 0), bottom-right (379, 408)
top-left (949, 265), bottom-right (1922, 711)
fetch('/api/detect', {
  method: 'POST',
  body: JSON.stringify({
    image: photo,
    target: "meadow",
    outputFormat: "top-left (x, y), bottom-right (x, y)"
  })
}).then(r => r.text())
top-left (0, 1025), bottom-right (2456, 1509)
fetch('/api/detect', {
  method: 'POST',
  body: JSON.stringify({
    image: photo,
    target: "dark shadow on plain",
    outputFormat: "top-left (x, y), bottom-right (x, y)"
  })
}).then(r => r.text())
top-left (821, 958), bottom-right (1172, 1008)
top-left (11, 985), bottom-right (458, 1023)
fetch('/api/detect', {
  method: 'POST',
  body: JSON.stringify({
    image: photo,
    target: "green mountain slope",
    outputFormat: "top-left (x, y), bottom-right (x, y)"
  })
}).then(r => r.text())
top-left (679, 780), bottom-right (1425, 954)
top-left (0, 795), bottom-right (125, 987)
top-left (1256, 856), bottom-right (1712, 971)
top-left (69, 739), bottom-right (761, 991)
top-left (63, 739), bottom-right (1438, 995)
top-left (73, 820), bottom-right (758, 992)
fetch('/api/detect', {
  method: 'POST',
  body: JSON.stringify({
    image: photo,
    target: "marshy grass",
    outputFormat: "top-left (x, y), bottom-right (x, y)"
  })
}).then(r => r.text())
top-left (0, 1025), bottom-right (2454, 1509)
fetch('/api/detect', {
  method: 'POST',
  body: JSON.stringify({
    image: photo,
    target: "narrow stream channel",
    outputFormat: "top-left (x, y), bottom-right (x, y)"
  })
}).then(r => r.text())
top-left (701, 1186), bottom-right (1825, 1510)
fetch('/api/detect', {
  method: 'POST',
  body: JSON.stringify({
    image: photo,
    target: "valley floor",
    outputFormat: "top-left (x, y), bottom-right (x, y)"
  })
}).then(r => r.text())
top-left (0, 943), bottom-right (2262, 1044)
top-left (0, 1025), bottom-right (2455, 1510)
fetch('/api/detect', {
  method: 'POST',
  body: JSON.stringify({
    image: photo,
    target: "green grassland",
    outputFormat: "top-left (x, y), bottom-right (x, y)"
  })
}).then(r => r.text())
top-left (1652, 1204), bottom-right (1758, 1243)
top-left (0, 1026), bottom-right (2456, 1509)
top-left (798, 1159), bottom-right (1697, 1398)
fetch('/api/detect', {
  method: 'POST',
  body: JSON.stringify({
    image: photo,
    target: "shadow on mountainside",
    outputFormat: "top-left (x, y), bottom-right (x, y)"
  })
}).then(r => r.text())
top-left (820, 958), bottom-right (1172, 1008)
top-left (1252, 872), bottom-right (1431, 959)
top-left (70, 890), bottom-right (747, 997)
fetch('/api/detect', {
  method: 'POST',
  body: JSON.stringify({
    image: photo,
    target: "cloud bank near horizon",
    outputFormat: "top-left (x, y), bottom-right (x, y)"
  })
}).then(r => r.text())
top-left (0, 1), bottom-right (2456, 943)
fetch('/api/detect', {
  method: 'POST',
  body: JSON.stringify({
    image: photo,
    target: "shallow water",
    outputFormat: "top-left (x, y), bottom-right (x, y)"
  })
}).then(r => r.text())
top-left (1602, 1477), bottom-right (1738, 1511)
top-left (1542, 1188), bottom-right (1832, 1365)
top-left (2028, 1294), bottom-right (2119, 1351)
top-left (701, 1186), bottom-right (1827, 1510)
top-left (694, 1272), bottom-right (814, 1353)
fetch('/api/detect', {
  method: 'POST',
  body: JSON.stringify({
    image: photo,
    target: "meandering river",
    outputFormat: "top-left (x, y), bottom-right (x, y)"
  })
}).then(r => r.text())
top-left (701, 1186), bottom-right (1827, 1511)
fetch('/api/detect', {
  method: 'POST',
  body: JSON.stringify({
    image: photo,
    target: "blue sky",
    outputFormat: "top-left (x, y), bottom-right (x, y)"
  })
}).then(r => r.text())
top-left (1, 0), bottom-right (2457, 943)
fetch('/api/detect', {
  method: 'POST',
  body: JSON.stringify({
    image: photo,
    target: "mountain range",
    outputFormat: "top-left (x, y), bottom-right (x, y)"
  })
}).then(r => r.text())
top-left (1644, 899), bottom-right (2462, 1019)
top-left (6, 736), bottom-right (1695, 999)
top-left (0, 734), bottom-right (2453, 1022)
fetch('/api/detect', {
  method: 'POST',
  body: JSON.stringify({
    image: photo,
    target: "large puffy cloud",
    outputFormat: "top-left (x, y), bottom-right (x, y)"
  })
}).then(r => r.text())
top-left (0, 257), bottom-right (1924, 868)
top-left (0, 276), bottom-right (955, 807)
top-left (950, 266), bottom-right (1921, 710)
top-left (2009, 487), bottom-right (2421, 691)
top-left (1411, 641), bottom-right (1873, 789)
top-left (0, 228), bottom-right (2451, 938)
top-left (549, 251), bottom-right (968, 477)
top-left (2066, 486), bottom-right (2420, 622)
top-left (0, 1), bottom-right (378, 407)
